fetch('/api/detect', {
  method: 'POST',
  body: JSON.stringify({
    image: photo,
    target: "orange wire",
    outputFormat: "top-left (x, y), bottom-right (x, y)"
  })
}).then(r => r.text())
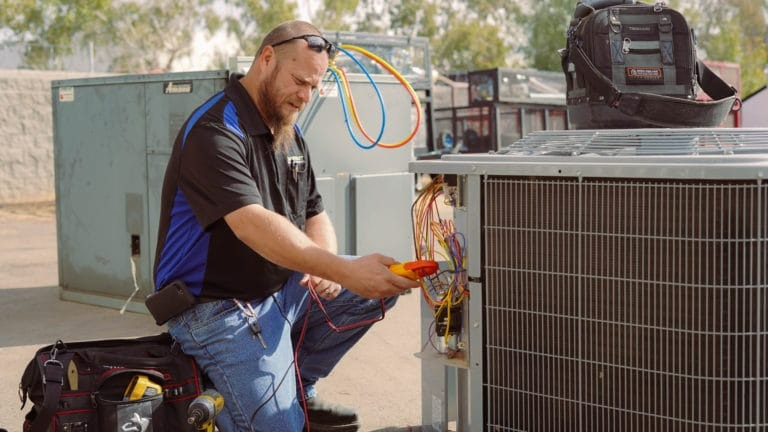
top-left (339, 44), bottom-right (423, 149)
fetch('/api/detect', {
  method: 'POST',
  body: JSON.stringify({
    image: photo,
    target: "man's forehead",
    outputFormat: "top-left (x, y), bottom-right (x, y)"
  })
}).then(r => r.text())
top-left (285, 48), bottom-right (328, 80)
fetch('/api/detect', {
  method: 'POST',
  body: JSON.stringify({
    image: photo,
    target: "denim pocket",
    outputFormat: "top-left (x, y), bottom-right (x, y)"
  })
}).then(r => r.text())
top-left (185, 300), bottom-right (238, 333)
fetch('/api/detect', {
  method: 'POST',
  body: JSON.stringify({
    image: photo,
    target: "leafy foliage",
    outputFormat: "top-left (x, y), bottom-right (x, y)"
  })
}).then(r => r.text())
top-left (517, 0), bottom-right (573, 72)
top-left (225, 0), bottom-right (299, 57)
top-left (313, 0), bottom-right (358, 31)
top-left (432, 18), bottom-right (511, 72)
top-left (0, 0), bottom-right (112, 69)
top-left (108, 0), bottom-right (222, 72)
top-left (0, 0), bottom-right (765, 94)
top-left (675, 0), bottom-right (768, 96)
top-left (385, 0), bottom-right (520, 72)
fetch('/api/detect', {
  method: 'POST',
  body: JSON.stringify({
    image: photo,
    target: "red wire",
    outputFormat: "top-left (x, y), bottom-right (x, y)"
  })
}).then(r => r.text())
top-left (294, 281), bottom-right (387, 432)
top-left (296, 304), bottom-right (312, 432)
top-left (306, 280), bottom-right (386, 331)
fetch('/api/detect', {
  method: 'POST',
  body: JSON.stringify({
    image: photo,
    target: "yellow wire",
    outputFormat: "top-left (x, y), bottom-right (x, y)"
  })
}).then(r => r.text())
top-left (328, 64), bottom-right (360, 135)
top-left (338, 44), bottom-right (423, 148)
top-left (412, 176), bottom-right (469, 315)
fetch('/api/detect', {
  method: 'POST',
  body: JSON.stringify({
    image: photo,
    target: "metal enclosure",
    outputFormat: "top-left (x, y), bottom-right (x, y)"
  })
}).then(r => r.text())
top-left (433, 69), bottom-right (568, 154)
top-left (52, 71), bottom-right (227, 311)
top-left (52, 70), bottom-right (416, 311)
top-left (410, 128), bottom-right (768, 431)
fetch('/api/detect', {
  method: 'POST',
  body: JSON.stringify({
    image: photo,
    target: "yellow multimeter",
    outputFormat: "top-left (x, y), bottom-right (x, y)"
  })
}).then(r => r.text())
top-left (123, 374), bottom-right (163, 401)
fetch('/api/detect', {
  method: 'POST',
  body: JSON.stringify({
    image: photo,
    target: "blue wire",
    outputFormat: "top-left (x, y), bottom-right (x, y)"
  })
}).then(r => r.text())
top-left (328, 68), bottom-right (377, 150)
top-left (334, 45), bottom-right (387, 149)
top-left (336, 46), bottom-right (386, 146)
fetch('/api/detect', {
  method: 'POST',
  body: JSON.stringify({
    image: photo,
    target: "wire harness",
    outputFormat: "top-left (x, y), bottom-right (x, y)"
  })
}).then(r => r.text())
top-left (411, 175), bottom-right (468, 357)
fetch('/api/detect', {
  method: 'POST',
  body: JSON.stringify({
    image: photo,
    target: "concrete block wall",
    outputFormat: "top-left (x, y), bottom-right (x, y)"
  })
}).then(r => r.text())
top-left (0, 69), bottom-right (107, 204)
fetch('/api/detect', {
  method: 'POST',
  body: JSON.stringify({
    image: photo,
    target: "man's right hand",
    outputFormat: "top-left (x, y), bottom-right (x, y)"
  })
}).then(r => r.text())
top-left (225, 205), bottom-right (420, 298)
top-left (339, 254), bottom-right (422, 299)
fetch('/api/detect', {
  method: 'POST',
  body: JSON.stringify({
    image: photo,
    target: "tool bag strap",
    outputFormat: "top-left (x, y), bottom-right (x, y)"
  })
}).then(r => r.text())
top-left (29, 357), bottom-right (66, 432)
top-left (567, 41), bottom-right (739, 127)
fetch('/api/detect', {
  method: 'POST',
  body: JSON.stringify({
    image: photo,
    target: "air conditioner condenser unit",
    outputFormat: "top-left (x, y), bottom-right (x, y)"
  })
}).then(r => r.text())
top-left (410, 128), bottom-right (768, 431)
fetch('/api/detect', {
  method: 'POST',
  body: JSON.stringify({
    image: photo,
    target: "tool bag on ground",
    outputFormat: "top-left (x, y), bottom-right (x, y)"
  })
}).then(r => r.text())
top-left (560, 0), bottom-right (739, 129)
top-left (19, 333), bottom-right (203, 432)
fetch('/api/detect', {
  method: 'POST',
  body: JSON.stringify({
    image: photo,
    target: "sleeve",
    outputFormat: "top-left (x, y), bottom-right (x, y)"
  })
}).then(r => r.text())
top-left (179, 123), bottom-right (262, 229)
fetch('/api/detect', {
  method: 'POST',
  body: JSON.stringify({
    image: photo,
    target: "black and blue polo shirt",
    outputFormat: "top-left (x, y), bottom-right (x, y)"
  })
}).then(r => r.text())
top-left (153, 75), bottom-right (324, 300)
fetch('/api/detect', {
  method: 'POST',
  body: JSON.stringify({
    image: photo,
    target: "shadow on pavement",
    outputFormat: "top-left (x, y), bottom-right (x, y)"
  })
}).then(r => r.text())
top-left (0, 285), bottom-right (159, 349)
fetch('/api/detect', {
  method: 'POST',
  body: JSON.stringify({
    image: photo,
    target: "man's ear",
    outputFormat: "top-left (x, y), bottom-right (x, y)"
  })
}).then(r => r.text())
top-left (260, 45), bottom-right (276, 68)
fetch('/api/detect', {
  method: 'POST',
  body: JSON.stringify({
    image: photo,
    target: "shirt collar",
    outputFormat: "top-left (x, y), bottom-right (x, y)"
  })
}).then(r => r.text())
top-left (224, 73), bottom-right (270, 136)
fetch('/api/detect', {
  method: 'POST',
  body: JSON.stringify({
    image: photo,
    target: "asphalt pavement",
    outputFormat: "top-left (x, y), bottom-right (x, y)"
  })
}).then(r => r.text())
top-left (0, 202), bottom-right (424, 432)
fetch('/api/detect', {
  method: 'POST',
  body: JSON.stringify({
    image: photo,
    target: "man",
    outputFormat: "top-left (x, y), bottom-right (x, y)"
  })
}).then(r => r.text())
top-left (153, 20), bottom-right (420, 432)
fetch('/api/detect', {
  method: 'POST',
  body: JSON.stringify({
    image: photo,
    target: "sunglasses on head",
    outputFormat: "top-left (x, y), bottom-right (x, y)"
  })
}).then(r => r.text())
top-left (272, 34), bottom-right (337, 60)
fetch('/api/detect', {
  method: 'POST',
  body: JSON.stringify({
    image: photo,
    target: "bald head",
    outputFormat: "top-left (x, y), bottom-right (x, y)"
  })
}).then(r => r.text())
top-left (256, 20), bottom-right (323, 56)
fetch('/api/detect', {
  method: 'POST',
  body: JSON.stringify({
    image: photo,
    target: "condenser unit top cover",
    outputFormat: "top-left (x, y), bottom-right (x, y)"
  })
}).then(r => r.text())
top-left (410, 128), bottom-right (768, 179)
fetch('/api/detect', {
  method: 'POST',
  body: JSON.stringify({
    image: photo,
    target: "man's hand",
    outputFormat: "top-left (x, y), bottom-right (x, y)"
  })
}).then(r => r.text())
top-left (301, 274), bottom-right (342, 300)
top-left (338, 254), bottom-right (422, 299)
top-left (224, 204), bottom-right (419, 299)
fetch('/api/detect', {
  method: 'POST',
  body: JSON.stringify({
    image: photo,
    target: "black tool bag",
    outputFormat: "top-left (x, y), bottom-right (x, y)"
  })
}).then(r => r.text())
top-left (561, 0), bottom-right (739, 128)
top-left (19, 333), bottom-right (203, 432)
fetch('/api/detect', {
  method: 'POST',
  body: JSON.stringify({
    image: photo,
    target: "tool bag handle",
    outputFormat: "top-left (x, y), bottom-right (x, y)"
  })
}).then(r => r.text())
top-left (565, 41), bottom-right (740, 128)
top-left (573, 0), bottom-right (636, 19)
top-left (28, 356), bottom-right (67, 432)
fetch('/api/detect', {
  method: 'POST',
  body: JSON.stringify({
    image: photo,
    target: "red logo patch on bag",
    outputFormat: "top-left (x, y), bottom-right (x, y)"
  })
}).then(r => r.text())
top-left (626, 67), bottom-right (664, 84)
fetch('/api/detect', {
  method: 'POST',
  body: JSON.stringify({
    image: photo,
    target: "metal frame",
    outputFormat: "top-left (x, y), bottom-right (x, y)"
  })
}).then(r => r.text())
top-left (432, 103), bottom-right (568, 153)
top-left (410, 127), bottom-right (768, 431)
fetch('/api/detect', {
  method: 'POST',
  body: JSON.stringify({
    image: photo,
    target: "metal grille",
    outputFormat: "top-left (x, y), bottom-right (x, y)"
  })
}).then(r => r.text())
top-left (484, 176), bottom-right (768, 431)
top-left (497, 128), bottom-right (768, 156)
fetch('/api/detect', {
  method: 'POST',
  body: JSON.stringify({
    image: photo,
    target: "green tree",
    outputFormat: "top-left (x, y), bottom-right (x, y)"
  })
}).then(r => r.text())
top-left (224, 0), bottom-right (299, 57)
top-left (353, 0), bottom-right (393, 34)
top-left (108, 0), bottom-right (222, 72)
top-left (314, 0), bottom-right (358, 31)
top-left (0, 0), bottom-right (112, 69)
top-left (673, 0), bottom-right (768, 96)
top-left (0, 0), bottom-right (223, 72)
top-left (432, 18), bottom-right (510, 71)
top-left (385, 0), bottom-right (519, 72)
top-left (227, 0), bottom-right (514, 72)
top-left (517, 0), bottom-right (573, 71)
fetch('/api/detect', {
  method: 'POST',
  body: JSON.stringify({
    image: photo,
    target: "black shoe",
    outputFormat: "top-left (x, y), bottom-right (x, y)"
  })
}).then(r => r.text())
top-left (302, 397), bottom-right (361, 432)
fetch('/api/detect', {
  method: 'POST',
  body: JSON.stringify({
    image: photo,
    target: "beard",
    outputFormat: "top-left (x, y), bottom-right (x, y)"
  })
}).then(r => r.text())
top-left (258, 67), bottom-right (297, 153)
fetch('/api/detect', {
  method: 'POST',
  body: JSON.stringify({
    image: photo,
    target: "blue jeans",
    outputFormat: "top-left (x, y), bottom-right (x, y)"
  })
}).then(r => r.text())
top-left (167, 271), bottom-right (398, 432)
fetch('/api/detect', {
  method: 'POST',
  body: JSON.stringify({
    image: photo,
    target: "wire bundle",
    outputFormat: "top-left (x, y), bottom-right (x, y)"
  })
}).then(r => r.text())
top-left (327, 44), bottom-right (423, 150)
top-left (411, 175), bottom-right (468, 354)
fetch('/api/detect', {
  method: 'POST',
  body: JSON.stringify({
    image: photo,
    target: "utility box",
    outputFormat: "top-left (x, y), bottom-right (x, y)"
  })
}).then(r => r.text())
top-left (52, 71), bottom-right (227, 311)
top-left (52, 70), bottom-right (416, 312)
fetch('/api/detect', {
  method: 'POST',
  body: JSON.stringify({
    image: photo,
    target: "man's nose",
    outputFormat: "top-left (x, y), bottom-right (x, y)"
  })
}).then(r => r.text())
top-left (297, 86), bottom-right (312, 104)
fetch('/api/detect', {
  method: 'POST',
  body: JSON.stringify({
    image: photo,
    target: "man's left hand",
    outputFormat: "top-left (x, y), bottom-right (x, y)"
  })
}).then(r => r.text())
top-left (301, 274), bottom-right (341, 300)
